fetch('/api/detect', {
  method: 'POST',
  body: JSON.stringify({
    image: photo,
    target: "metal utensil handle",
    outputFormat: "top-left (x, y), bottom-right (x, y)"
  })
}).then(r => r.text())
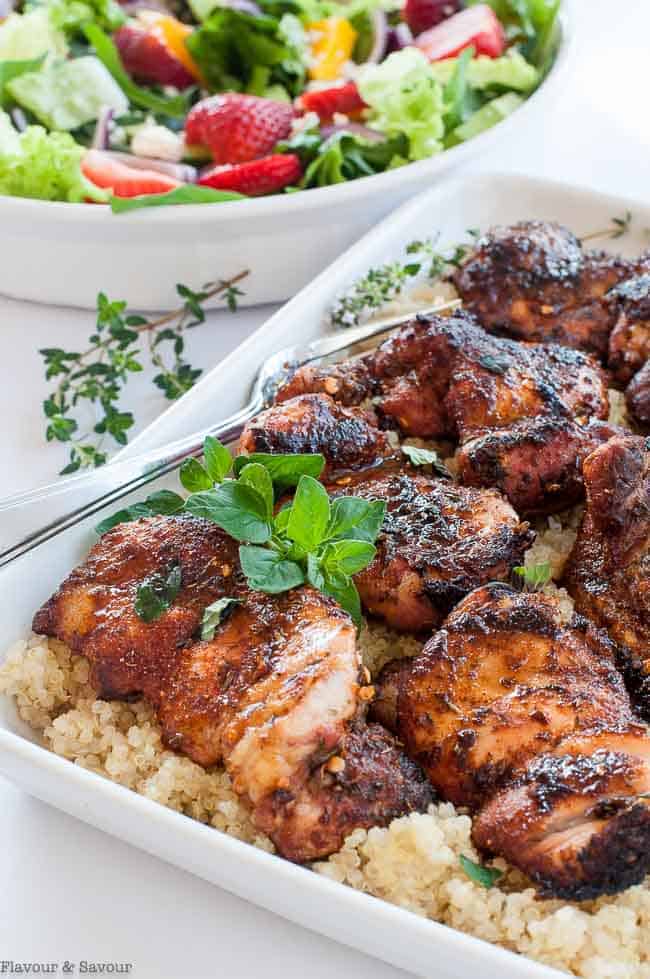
top-left (0, 404), bottom-right (257, 569)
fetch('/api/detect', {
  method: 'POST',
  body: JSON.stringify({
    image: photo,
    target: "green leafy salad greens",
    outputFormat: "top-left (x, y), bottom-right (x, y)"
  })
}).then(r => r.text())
top-left (97, 436), bottom-right (386, 628)
top-left (0, 0), bottom-right (562, 206)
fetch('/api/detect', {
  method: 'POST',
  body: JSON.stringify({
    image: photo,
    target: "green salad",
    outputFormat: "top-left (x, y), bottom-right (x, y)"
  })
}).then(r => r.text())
top-left (0, 0), bottom-right (561, 209)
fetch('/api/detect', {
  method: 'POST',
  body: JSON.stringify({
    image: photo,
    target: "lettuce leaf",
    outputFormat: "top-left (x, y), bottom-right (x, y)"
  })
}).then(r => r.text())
top-left (278, 128), bottom-right (407, 187)
top-left (431, 50), bottom-right (539, 92)
top-left (357, 48), bottom-right (445, 161)
top-left (0, 110), bottom-right (21, 154)
top-left (0, 113), bottom-right (108, 202)
top-left (7, 55), bottom-right (129, 130)
top-left (0, 8), bottom-right (67, 62)
top-left (185, 6), bottom-right (306, 96)
top-left (31, 0), bottom-right (126, 35)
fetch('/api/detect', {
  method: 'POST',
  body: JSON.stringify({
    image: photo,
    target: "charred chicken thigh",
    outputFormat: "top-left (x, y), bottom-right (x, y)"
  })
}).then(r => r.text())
top-left (607, 275), bottom-right (650, 385)
top-left (564, 435), bottom-right (650, 717)
top-left (376, 583), bottom-right (650, 899)
top-left (277, 312), bottom-right (609, 512)
top-left (277, 310), bottom-right (608, 442)
top-left (457, 417), bottom-right (620, 515)
top-left (33, 515), bottom-right (433, 861)
top-left (626, 360), bottom-right (650, 426)
top-left (239, 393), bottom-right (396, 480)
top-left (330, 471), bottom-right (533, 631)
top-left (32, 515), bottom-right (240, 703)
top-left (453, 220), bottom-right (644, 358)
top-left (158, 585), bottom-right (432, 861)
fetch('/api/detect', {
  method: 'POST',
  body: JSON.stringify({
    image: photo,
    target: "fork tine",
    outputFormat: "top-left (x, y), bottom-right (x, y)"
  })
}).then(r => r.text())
top-left (256, 297), bottom-right (461, 405)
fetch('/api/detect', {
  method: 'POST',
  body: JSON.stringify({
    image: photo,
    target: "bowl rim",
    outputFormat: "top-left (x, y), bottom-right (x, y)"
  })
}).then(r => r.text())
top-left (0, 0), bottom-right (574, 226)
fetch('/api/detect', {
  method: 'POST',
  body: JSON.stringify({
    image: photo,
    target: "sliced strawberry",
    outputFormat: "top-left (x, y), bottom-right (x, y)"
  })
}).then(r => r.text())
top-left (114, 23), bottom-right (195, 89)
top-left (199, 154), bottom-right (302, 197)
top-left (82, 149), bottom-right (182, 198)
top-left (403, 0), bottom-right (461, 37)
top-left (185, 94), bottom-right (294, 166)
top-left (415, 4), bottom-right (506, 61)
top-left (298, 82), bottom-right (367, 123)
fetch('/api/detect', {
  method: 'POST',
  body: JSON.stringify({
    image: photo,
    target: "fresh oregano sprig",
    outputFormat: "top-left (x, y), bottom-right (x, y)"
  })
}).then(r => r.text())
top-left (182, 440), bottom-right (385, 627)
top-left (40, 271), bottom-right (248, 475)
top-left (100, 436), bottom-right (385, 628)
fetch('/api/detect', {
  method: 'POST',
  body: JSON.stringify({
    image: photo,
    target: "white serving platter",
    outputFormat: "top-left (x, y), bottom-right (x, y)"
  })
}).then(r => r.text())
top-left (1, 171), bottom-right (647, 979)
top-left (0, 3), bottom-right (574, 311)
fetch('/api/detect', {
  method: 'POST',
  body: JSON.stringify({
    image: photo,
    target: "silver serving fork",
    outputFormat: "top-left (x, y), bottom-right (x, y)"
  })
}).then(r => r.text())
top-left (0, 298), bottom-right (460, 568)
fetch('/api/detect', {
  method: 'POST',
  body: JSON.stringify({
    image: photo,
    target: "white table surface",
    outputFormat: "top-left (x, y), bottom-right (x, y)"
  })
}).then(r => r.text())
top-left (1, 2), bottom-right (647, 975)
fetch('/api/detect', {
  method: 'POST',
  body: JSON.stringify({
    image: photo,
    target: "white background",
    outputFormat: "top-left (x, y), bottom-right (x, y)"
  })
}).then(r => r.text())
top-left (1, 1), bottom-right (648, 975)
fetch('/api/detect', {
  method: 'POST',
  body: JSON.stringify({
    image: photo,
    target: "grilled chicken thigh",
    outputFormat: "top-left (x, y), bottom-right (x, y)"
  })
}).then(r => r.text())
top-left (277, 311), bottom-right (608, 442)
top-left (33, 515), bottom-right (432, 861)
top-left (564, 435), bottom-right (650, 716)
top-left (159, 584), bottom-right (431, 860)
top-left (626, 360), bottom-right (650, 426)
top-left (473, 729), bottom-right (650, 900)
top-left (376, 583), bottom-right (650, 899)
top-left (607, 275), bottom-right (650, 384)
top-left (457, 417), bottom-right (620, 515)
top-left (330, 471), bottom-right (533, 631)
top-left (453, 220), bottom-right (641, 357)
top-left (239, 393), bottom-right (396, 479)
top-left (278, 312), bottom-right (609, 512)
top-left (33, 515), bottom-right (240, 703)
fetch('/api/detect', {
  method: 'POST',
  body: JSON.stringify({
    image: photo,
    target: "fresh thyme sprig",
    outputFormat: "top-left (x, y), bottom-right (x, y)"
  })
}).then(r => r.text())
top-left (329, 214), bottom-right (637, 331)
top-left (579, 211), bottom-right (633, 244)
top-left (40, 271), bottom-right (248, 475)
top-left (328, 233), bottom-right (474, 329)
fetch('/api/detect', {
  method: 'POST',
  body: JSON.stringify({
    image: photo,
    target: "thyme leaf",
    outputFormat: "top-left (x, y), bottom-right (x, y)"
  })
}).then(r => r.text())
top-left (328, 234), bottom-right (474, 329)
top-left (41, 270), bottom-right (248, 475)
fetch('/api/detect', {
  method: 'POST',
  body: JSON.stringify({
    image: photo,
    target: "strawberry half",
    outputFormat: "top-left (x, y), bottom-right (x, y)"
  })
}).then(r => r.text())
top-left (415, 3), bottom-right (506, 61)
top-left (114, 23), bottom-right (196, 89)
top-left (199, 154), bottom-right (302, 196)
top-left (185, 94), bottom-right (294, 166)
top-left (298, 82), bottom-right (367, 123)
top-left (82, 150), bottom-right (182, 198)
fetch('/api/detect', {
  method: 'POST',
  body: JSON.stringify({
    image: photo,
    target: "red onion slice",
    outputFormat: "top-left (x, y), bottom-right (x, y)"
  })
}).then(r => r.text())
top-left (386, 22), bottom-right (414, 54)
top-left (91, 106), bottom-right (115, 150)
top-left (103, 151), bottom-right (198, 183)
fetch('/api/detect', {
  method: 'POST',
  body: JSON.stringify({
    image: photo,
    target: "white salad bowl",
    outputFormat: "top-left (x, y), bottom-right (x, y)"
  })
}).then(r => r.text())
top-left (1, 172), bottom-right (648, 979)
top-left (0, 2), bottom-right (574, 311)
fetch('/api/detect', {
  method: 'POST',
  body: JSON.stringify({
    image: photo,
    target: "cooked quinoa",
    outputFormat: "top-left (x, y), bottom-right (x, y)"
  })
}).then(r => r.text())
top-left (3, 508), bottom-right (649, 979)
top-left (0, 361), bottom-right (640, 977)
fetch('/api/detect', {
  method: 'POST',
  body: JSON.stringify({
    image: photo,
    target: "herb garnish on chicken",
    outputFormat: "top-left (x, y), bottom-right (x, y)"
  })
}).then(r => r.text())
top-left (94, 438), bottom-right (386, 626)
